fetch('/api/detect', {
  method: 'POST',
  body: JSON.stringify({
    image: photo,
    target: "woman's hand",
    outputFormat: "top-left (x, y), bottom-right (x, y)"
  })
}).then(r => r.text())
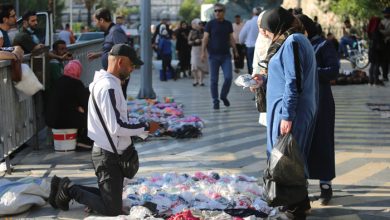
top-left (249, 74), bottom-right (264, 92)
top-left (280, 120), bottom-right (292, 135)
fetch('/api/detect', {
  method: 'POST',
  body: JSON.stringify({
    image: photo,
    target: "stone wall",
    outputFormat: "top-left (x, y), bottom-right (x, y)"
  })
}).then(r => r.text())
top-left (282, 0), bottom-right (344, 37)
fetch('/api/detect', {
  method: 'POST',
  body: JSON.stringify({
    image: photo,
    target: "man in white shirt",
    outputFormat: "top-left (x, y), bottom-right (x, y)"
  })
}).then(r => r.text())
top-left (239, 7), bottom-right (261, 75)
top-left (49, 44), bottom-right (150, 216)
top-left (58, 24), bottom-right (75, 45)
top-left (232, 14), bottom-right (245, 73)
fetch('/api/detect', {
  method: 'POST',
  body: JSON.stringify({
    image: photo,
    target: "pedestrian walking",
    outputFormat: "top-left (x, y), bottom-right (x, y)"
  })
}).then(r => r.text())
top-left (297, 14), bottom-right (340, 206)
top-left (379, 7), bottom-right (390, 81)
top-left (188, 18), bottom-right (208, 86)
top-left (176, 21), bottom-right (191, 78)
top-left (232, 15), bottom-right (245, 74)
top-left (158, 29), bottom-right (176, 81)
top-left (254, 7), bottom-right (318, 218)
top-left (87, 8), bottom-right (130, 99)
top-left (239, 7), bottom-right (261, 75)
top-left (48, 44), bottom-right (148, 216)
top-left (367, 16), bottom-right (386, 86)
top-left (201, 3), bottom-right (238, 110)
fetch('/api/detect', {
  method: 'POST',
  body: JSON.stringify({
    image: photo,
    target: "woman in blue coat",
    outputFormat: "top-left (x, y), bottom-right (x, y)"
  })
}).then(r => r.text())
top-left (255, 7), bottom-right (318, 218)
top-left (297, 14), bottom-right (340, 206)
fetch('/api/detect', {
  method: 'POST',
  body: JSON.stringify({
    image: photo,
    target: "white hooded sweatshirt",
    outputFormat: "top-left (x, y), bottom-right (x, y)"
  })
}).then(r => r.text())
top-left (88, 69), bottom-right (146, 154)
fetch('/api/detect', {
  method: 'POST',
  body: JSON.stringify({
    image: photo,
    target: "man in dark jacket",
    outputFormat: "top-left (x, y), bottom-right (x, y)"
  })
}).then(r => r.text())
top-left (87, 8), bottom-right (130, 98)
top-left (13, 10), bottom-right (46, 54)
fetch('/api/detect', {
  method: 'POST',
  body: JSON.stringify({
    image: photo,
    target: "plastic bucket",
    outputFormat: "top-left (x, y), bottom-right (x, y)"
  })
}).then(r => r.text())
top-left (52, 128), bottom-right (77, 151)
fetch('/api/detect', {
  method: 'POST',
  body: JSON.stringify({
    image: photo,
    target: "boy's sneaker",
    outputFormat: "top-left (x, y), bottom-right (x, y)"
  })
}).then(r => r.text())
top-left (48, 175), bottom-right (61, 209)
top-left (55, 177), bottom-right (72, 211)
top-left (213, 103), bottom-right (220, 110)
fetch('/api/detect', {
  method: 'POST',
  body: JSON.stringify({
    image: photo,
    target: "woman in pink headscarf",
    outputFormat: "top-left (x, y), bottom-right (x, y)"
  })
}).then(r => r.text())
top-left (46, 60), bottom-right (92, 150)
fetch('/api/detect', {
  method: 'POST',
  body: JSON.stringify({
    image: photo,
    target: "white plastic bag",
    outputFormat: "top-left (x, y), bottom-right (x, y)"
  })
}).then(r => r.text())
top-left (0, 177), bottom-right (50, 216)
top-left (14, 64), bottom-right (43, 98)
top-left (234, 74), bottom-right (258, 88)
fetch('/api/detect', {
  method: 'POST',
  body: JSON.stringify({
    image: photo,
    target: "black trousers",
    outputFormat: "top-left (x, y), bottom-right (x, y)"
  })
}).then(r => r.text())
top-left (68, 146), bottom-right (124, 216)
top-left (162, 55), bottom-right (176, 80)
top-left (234, 44), bottom-right (245, 69)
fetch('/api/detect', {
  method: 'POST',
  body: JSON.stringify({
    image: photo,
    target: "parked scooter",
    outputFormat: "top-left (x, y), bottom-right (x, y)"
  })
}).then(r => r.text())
top-left (345, 39), bottom-right (369, 69)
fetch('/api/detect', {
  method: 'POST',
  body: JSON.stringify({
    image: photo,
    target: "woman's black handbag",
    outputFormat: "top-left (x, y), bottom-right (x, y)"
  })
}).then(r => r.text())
top-left (255, 86), bottom-right (266, 112)
top-left (92, 87), bottom-right (139, 179)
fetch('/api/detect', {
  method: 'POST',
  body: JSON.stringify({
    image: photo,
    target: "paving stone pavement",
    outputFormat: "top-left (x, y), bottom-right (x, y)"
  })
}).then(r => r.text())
top-left (3, 62), bottom-right (390, 219)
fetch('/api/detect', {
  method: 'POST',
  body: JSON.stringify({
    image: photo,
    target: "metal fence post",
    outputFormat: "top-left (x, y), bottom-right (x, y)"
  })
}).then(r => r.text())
top-left (137, 0), bottom-right (156, 99)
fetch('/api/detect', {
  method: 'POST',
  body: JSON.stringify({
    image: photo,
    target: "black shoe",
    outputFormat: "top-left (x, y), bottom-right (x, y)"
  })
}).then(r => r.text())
top-left (213, 103), bottom-right (220, 110)
top-left (193, 83), bottom-right (198, 87)
top-left (286, 196), bottom-right (311, 219)
top-left (221, 98), bottom-right (230, 107)
top-left (384, 78), bottom-right (389, 82)
top-left (200, 83), bottom-right (205, 86)
top-left (49, 175), bottom-right (61, 209)
top-left (55, 177), bottom-right (72, 211)
top-left (319, 183), bottom-right (333, 205)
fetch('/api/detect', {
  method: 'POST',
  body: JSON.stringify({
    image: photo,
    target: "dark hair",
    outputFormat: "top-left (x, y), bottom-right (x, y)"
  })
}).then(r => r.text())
top-left (235, 15), bottom-right (241, 18)
top-left (0, 4), bottom-right (15, 24)
top-left (94, 8), bottom-right (111, 22)
top-left (65, 23), bottom-right (70, 29)
top-left (22, 10), bottom-right (37, 21)
top-left (53, 40), bottom-right (66, 50)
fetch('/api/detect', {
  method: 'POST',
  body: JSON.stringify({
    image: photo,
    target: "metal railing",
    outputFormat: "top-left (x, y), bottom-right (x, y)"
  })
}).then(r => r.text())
top-left (0, 39), bottom-right (103, 174)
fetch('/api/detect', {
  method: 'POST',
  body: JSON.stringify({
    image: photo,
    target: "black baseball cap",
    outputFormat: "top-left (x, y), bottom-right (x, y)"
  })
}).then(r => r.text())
top-left (109, 44), bottom-right (144, 66)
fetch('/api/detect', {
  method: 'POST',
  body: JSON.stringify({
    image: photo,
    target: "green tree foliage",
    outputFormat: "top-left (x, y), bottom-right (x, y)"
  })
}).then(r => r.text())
top-left (179, 0), bottom-right (217, 22)
top-left (328, 0), bottom-right (389, 22)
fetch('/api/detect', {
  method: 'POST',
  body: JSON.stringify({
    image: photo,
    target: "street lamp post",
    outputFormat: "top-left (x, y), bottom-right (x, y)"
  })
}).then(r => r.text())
top-left (137, 0), bottom-right (156, 99)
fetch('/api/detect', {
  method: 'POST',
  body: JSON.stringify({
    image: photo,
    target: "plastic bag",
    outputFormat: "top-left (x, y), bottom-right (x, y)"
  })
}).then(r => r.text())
top-left (234, 74), bottom-right (258, 88)
top-left (263, 133), bottom-right (307, 207)
top-left (269, 134), bottom-right (306, 186)
top-left (14, 64), bottom-right (43, 97)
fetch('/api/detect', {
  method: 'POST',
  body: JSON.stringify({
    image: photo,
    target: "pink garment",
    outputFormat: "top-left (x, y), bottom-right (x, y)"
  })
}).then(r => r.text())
top-left (64, 60), bottom-right (82, 79)
top-left (168, 210), bottom-right (200, 220)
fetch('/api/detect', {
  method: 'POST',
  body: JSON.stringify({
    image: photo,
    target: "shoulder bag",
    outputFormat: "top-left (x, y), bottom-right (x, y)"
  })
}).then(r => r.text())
top-left (92, 87), bottom-right (139, 179)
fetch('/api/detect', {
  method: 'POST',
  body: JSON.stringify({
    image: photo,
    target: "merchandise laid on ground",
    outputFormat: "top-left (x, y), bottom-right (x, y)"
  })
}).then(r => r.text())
top-left (331, 69), bottom-right (369, 85)
top-left (127, 97), bottom-right (204, 139)
top-left (119, 171), bottom-right (281, 219)
top-left (367, 103), bottom-right (390, 118)
top-left (0, 172), bottom-right (287, 219)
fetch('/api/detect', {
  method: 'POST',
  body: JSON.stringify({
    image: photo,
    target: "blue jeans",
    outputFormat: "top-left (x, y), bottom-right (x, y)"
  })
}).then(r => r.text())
top-left (246, 47), bottom-right (255, 74)
top-left (339, 36), bottom-right (355, 57)
top-left (208, 54), bottom-right (232, 105)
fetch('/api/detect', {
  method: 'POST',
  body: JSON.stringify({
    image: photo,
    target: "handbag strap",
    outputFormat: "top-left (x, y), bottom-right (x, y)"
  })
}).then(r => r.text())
top-left (92, 86), bottom-right (120, 157)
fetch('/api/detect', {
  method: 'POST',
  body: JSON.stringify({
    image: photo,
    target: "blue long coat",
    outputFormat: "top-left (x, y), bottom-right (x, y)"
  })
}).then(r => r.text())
top-left (266, 33), bottom-right (318, 175)
top-left (307, 36), bottom-right (340, 181)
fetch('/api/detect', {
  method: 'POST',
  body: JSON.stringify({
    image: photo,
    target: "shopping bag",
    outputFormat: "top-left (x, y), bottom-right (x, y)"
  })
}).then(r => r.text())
top-left (269, 133), bottom-right (306, 186)
top-left (263, 133), bottom-right (307, 206)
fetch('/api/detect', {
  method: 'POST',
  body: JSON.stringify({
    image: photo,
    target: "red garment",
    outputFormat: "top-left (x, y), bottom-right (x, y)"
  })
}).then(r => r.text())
top-left (168, 210), bottom-right (200, 220)
top-left (367, 16), bottom-right (381, 36)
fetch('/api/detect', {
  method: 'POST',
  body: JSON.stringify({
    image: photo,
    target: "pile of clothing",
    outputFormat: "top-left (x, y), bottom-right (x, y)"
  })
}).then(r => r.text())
top-left (121, 172), bottom-right (281, 219)
top-left (127, 98), bottom-right (204, 139)
top-left (332, 69), bottom-right (369, 85)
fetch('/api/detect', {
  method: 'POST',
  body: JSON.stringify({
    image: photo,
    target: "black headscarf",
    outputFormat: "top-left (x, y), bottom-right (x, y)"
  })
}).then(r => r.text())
top-left (260, 7), bottom-right (295, 35)
top-left (296, 14), bottom-right (318, 39)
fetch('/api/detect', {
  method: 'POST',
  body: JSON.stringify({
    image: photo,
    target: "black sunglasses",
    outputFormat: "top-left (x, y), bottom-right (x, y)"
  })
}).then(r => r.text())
top-left (214, 9), bottom-right (224, 13)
